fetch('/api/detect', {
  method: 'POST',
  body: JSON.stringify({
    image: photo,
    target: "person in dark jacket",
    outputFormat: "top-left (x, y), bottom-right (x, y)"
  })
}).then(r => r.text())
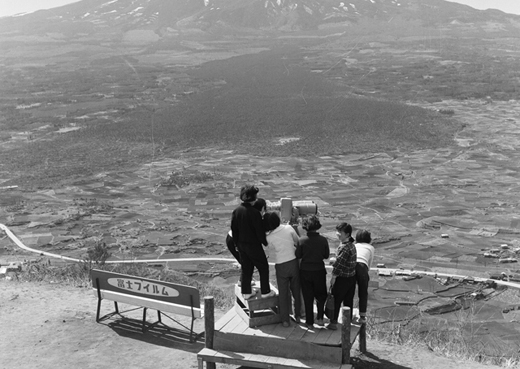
top-left (226, 197), bottom-right (268, 287)
top-left (295, 214), bottom-right (330, 328)
top-left (226, 197), bottom-right (268, 265)
top-left (231, 185), bottom-right (275, 299)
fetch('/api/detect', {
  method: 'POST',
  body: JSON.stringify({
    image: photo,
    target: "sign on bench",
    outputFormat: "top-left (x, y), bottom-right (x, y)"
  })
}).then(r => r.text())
top-left (90, 269), bottom-right (203, 342)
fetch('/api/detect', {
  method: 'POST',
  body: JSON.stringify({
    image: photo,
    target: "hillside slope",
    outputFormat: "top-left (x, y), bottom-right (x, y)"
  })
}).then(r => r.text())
top-left (0, 280), bottom-right (505, 369)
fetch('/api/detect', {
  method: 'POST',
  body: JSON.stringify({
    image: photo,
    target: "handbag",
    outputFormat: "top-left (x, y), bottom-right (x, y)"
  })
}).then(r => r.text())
top-left (325, 284), bottom-right (335, 320)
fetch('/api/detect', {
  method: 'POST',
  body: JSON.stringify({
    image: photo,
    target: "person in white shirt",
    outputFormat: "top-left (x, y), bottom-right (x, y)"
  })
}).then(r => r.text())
top-left (354, 229), bottom-right (375, 324)
top-left (265, 212), bottom-right (302, 327)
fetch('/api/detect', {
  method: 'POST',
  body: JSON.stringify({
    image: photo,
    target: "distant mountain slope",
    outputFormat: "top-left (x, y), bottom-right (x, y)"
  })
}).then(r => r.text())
top-left (1, 0), bottom-right (519, 37)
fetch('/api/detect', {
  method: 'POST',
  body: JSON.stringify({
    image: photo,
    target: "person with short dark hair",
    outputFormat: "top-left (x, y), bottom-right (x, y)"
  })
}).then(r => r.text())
top-left (265, 212), bottom-right (302, 327)
top-left (231, 185), bottom-right (274, 299)
top-left (227, 197), bottom-right (268, 267)
top-left (296, 214), bottom-right (330, 328)
top-left (354, 229), bottom-right (374, 324)
top-left (253, 198), bottom-right (267, 213)
top-left (327, 222), bottom-right (357, 331)
top-left (253, 197), bottom-right (270, 232)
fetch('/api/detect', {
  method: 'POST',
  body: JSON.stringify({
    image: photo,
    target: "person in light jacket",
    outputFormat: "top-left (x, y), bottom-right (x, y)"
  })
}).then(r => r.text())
top-left (354, 229), bottom-right (375, 324)
top-left (265, 212), bottom-right (302, 327)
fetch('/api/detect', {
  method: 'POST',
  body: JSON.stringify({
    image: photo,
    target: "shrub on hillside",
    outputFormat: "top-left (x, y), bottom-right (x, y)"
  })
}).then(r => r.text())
top-left (85, 241), bottom-right (111, 265)
top-left (160, 170), bottom-right (214, 188)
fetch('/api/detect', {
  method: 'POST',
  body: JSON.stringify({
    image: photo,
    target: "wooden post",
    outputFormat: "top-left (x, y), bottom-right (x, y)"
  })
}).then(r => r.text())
top-left (341, 307), bottom-right (351, 364)
top-left (359, 322), bottom-right (367, 353)
top-left (204, 296), bottom-right (215, 369)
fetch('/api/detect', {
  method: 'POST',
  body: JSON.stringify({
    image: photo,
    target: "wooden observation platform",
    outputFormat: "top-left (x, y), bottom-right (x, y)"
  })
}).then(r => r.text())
top-left (197, 283), bottom-right (366, 369)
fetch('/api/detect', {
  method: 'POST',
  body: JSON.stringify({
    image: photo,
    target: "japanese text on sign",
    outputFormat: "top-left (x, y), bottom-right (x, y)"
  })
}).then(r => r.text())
top-left (107, 278), bottom-right (180, 298)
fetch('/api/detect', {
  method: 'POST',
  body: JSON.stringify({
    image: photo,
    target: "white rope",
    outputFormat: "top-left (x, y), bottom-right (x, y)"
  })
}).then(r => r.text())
top-left (0, 223), bottom-right (266, 265)
top-left (1, 223), bottom-right (520, 289)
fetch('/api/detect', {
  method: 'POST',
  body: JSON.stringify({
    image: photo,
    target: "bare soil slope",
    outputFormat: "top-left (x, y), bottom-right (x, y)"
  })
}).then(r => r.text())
top-left (0, 280), bottom-right (502, 369)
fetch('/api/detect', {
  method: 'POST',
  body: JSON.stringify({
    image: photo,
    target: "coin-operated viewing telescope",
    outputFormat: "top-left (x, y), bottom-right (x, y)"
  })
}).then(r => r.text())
top-left (267, 198), bottom-right (318, 223)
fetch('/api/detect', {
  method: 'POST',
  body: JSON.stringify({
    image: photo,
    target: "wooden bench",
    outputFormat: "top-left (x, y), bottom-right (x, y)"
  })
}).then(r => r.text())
top-left (198, 296), bottom-right (363, 369)
top-left (90, 269), bottom-right (203, 342)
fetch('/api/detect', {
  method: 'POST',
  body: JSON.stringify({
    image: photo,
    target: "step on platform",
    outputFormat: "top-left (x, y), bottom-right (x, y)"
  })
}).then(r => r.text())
top-left (235, 282), bottom-right (281, 327)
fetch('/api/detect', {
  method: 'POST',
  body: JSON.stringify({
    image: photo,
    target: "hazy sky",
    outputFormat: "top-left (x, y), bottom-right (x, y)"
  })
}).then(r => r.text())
top-left (447, 0), bottom-right (520, 14)
top-left (0, 0), bottom-right (519, 18)
top-left (0, 0), bottom-right (81, 17)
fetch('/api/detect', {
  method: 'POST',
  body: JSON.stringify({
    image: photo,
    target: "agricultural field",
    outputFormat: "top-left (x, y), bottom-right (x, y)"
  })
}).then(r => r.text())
top-left (2, 10), bottom-right (520, 363)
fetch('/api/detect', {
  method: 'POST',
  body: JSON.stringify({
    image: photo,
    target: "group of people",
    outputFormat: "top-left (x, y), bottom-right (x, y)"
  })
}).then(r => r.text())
top-left (229, 184), bottom-right (375, 330)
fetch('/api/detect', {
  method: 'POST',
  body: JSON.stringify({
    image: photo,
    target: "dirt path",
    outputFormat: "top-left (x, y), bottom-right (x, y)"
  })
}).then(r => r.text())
top-left (0, 280), bottom-right (503, 369)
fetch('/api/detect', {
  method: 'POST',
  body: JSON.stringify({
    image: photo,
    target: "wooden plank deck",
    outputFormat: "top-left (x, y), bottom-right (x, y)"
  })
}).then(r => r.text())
top-left (217, 310), bottom-right (360, 347)
top-left (215, 307), bottom-right (236, 331)
top-left (286, 323), bottom-right (309, 341)
top-left (214, 307), bottom-right (361, 364)
top-left (199, 297), bottom-right (360, 369)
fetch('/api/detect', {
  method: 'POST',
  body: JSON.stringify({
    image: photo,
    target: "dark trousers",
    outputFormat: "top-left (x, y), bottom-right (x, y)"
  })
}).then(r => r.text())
top-left (356, 262), bottom-right (370, 314)
top-left (331, 275), bottom-right (357, 322)
top-left (275, 259), bottom-right (302, 323)
top-left (226, 234), bottom-right (241, 264)
top-left (300, 269), bottom-right (327, 325)
top-left (238, 242), bottom-right (270, 294)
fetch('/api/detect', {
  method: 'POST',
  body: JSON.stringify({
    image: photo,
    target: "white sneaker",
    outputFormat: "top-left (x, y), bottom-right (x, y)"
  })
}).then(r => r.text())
top-left (242, 293), bottom-right (255, 300)
top-left (261, 291), bottom-right (276, 298)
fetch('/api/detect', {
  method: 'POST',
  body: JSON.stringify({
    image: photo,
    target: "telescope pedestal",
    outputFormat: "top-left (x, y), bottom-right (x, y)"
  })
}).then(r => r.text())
top-left (234, 283), bottom-right (281, 328)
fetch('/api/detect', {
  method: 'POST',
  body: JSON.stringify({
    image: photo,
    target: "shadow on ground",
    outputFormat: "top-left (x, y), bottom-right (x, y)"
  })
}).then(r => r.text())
top-left (97, 308), bottom-right (205, 353)
top-left (351, 351), bottom-right (411, 369)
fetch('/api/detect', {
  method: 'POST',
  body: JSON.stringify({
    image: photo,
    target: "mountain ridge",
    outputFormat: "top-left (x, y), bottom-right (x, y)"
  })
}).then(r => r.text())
top-left (1, 0), bottom-right (520, 38)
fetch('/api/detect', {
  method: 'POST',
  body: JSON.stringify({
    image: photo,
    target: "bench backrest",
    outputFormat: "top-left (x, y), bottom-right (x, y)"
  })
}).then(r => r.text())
top-left (91, 269), bottom-right (201, 308)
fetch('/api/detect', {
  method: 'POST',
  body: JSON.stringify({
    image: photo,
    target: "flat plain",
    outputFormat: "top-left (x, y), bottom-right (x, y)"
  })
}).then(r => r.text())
top-left (2, 13), bottom-right (520, 366)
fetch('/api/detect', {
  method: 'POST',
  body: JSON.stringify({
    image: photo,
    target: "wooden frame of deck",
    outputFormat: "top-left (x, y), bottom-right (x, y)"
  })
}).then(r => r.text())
top-left (234, 284), bottom-right (282, 327)
top-left (198, 296), bottom-right (366, 368)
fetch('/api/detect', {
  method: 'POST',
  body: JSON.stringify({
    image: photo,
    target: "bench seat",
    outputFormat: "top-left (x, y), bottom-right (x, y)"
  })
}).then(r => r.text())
top-left (90, 269), bottom-right (203, 342)
top-left (93, 289), bottom-right (203, 318)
